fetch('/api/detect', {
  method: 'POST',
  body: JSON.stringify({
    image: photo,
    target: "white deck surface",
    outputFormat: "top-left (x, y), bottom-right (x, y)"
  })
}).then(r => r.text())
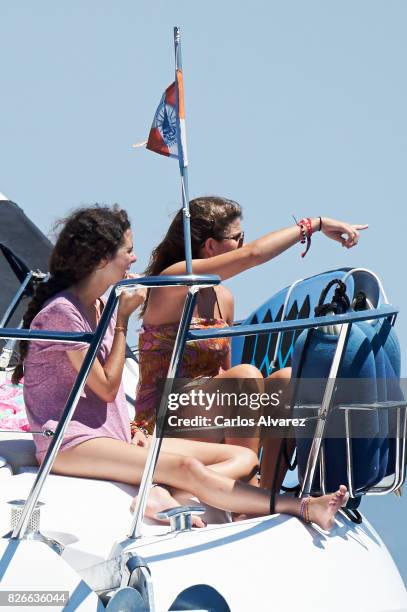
top-left (0, 466), bottom-right (406, 611)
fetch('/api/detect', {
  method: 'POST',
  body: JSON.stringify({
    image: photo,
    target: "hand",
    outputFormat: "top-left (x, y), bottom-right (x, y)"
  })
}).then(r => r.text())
top-left (118, 273), bottom-right (147, 319)
top-left (319, 217), bottom-right (368, 249)
top-left (131, 429), bottom-right (150, 447)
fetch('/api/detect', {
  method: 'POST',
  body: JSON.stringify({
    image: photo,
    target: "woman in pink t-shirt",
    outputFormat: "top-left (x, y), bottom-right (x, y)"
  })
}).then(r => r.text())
top-left (13, 204), bottom-right (348, 530)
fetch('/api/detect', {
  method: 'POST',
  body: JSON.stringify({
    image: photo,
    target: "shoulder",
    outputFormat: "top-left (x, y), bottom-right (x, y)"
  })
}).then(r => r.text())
top-left (31, 292), bottom-right (84, 330)
top-left (217, 284), bottom-right (234, 306)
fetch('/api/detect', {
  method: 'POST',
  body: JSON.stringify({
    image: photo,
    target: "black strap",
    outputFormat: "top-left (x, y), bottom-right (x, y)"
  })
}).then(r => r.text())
top-left (196, 287), bottom-right (225, 321)
top-left (341, 507), bottom-right (363, 524)
top-left (269, 441), bottom-right (282, 515)
top-left (353, 290), bottom-right (368, 311)
top-left (314, 279), bottom-right (350, 317)
top-left (0, 243), bottom-right (31, 284)
top-left (284, 440), bottom-right (297, 471)
top-left (281, 483), bottom-right (301, 494)
top-left (269, 319), bottom-right (316, 512)
top-left (214, 289), bottom-right (224, 321)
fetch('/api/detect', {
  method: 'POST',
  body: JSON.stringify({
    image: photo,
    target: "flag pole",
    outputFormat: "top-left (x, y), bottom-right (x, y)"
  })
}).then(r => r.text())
top-left (174, 26), bottom-right (193, 275)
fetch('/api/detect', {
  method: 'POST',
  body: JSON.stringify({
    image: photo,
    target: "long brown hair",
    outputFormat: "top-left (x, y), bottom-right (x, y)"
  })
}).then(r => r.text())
top-left (12, 204), bottom-right (130, 383)
top-left (141, 196), bottom-right (242, 314)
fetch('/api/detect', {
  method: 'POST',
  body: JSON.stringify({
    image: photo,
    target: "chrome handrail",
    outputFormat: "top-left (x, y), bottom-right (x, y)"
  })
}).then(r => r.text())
top-left (0, 272), bottom-right (36, 328)
top-left (341, 267), bottom-right (389, 305)
top-left (364, 407), bottom-right (407, 496)
top-left (269, 277), bottom-right (304, 373)
top-left (187, 305), bottom-right (398, 341)
top-left (0, 329), bottom-right (95, 343)
top-left (128, 286), bottom-right (200, 539)
top-left (298, 322), bottom-right (352, 497)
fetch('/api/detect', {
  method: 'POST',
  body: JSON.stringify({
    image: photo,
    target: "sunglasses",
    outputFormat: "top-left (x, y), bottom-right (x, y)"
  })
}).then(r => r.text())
top-left (221, 231), bottom-right (245, 247)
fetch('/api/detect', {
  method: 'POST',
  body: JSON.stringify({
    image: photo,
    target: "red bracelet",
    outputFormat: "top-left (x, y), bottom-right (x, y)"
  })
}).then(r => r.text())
top-left (300, 217), bottom-right (313, 237)
top-left (297, 217), bottom-right (313, 257)
top-left (130, 419), bottom-right (153, 437)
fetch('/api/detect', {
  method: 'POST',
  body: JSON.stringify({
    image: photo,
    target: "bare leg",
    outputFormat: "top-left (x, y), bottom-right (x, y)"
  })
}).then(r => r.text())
top-left (52, 439), bottom-right (208, 527)
top-left (52, 436), bottom-right (257, 525)
top-left (260, 437), bottom-right (295, 491)
top-left (161, 438), bottom-right (258, 480)
top-left (52, 438), bottom-right (346, 531)
top-left (174, 364), bottom-right (265, 456)
top-left (183, 457), bottom-right (348, 531)
top-left (217, 364), bottom-right (264, 455)
top-left (161, 438), bottom-right (258, 506)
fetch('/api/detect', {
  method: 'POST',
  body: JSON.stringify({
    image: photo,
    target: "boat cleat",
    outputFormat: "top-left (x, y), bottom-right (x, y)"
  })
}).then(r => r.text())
top-left (156, 504), bottom-right (206, 533)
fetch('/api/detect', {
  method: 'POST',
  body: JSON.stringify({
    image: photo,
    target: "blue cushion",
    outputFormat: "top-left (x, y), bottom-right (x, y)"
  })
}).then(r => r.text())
top-left (293, 322), bottom-right (384, 495)
top-left (360, 319), bottom-right (403, 478)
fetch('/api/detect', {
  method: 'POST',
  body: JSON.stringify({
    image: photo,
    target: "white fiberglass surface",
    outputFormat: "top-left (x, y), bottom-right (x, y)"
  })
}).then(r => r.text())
top-left (0, 539), bottom-right (104, 611)
top-left (122, 513), bottom-right (407, 612)
top-left (0, 471), bottom-right (156, 565)
top-left (1, 470), bottom-right (406, 611)
top-left (0, 470), bottom-right (230, 569)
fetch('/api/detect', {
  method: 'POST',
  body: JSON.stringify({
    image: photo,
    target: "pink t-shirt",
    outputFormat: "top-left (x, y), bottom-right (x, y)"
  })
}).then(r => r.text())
top-left (23, 291), bottom-right (131, 462)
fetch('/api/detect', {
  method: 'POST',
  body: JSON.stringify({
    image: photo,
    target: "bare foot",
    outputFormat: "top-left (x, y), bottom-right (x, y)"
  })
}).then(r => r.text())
top-left (232, 513), bottom-right (248, 522)
top-left (306, 485), bottom-right (348, 531)
top-left (130, 485), bottom-right (206, 528)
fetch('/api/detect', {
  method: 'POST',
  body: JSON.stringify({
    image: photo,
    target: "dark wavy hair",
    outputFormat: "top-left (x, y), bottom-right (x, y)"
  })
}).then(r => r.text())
top-left (12, 204), bottom-right (130, 384)
top-left (140, 196), bottom-right (242, 315)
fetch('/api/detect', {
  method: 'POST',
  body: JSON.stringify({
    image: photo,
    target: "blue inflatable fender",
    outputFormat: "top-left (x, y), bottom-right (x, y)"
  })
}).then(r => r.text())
top-left (359, 318), bottom-right (403, 478)
top-left (292, 322), bottom-right (382, 495)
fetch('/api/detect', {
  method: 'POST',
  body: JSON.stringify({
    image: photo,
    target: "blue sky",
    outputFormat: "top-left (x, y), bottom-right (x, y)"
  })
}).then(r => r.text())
top-left (1, 0), bottom-right (406, 583)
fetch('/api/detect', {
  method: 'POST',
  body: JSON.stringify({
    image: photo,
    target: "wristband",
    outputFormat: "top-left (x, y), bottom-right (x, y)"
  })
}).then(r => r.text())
top-left (130, 419), bottom-right (152, 437)
top-left (114, 325), bottom-right (128, 333)
top-left (297, 217), bottom-right (313, 257)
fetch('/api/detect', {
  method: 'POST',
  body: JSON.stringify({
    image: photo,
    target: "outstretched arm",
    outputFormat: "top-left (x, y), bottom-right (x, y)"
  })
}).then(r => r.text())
top-left (162, 217), bottom-right (368, 281)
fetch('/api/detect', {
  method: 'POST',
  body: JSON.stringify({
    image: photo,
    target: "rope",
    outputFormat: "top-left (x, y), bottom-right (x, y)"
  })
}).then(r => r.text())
top-left (314, 279), bottom-right (350, 317)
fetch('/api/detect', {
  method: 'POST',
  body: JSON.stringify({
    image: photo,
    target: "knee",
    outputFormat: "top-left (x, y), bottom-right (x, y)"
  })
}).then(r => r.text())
top-left (228, 363), bottom-right (264, 393)
top-left (234, 446), bottom-right (259, 474)
top-left (245, 447), bottom-right (259, 474)
top-left (177, 455), bottom-right (204, 483)
top-left (233, 364), bottom-right (263, 380)
top-left (268, 366), bottom-right (292, 381)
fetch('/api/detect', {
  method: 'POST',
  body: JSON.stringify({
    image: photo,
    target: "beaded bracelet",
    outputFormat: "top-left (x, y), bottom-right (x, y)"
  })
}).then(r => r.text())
top-left (297, 217), bottom-right (313, 258)
top-left (130, 419), bottom-right (152, 438)
top-left (292, 215), bottom-right (314, 257)
top-left (114, 325), bottom-right (128, 334)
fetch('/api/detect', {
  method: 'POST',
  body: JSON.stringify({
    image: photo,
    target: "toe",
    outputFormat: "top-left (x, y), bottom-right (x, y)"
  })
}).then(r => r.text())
top-left (192, 516), bottom-right (207, 528)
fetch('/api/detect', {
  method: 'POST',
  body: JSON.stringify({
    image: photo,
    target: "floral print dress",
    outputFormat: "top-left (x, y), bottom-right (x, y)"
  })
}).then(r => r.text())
top-left (133, 317), bottom-right (230, 434)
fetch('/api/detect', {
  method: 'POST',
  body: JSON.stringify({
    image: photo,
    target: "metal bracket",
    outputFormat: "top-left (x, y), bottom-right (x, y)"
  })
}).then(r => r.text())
top-left (156, 505), bottom-right (206, 532)
top-left (121, 555), bottom-right (155, 610)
